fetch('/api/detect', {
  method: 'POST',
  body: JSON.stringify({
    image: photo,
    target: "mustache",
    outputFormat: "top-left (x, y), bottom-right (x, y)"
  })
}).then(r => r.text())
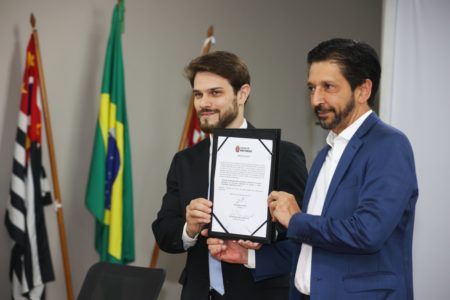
top-left (198, 109), bottom-right (220, 114)
top-left (314, 104), bottom-right (335, 115)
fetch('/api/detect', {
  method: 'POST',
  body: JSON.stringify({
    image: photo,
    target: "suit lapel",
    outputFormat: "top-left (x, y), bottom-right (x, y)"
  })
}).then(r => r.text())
top-left (321, 138), bottom-right (363, 215)
top-left (192, 139), bottom-right (210, 199)
top-left (321, 113), bottom-right (379, 215)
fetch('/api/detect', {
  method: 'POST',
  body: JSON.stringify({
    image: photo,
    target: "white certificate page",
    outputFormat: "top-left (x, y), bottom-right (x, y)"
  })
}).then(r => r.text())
top-left (211, 136), bottom-right (273, 238)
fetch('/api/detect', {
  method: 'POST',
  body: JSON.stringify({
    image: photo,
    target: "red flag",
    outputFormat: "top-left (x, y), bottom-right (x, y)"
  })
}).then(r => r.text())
top-left (185, 108), bottom-right (206, 147)
top-left (5, 34), bottom-right (55, 299)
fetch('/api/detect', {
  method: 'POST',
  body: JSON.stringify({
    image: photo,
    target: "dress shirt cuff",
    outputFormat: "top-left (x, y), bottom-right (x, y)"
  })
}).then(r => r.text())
top-left (244, 249), bottom-right (256, 268)
top-left (182, 223), bottom-right (198, 250)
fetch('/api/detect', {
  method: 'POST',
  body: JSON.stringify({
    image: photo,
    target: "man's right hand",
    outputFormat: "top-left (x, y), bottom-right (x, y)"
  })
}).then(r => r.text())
top-left (206, 235), bottom-right (249, 264)
top-left (186, 198), bottom-right (212, 238)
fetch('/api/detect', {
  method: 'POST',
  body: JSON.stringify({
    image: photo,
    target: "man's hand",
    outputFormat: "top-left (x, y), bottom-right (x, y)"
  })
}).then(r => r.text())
top-left (201, 229), bottom-right (252, 264)
top-left (207, 237), bottom-right (249, 264)
top-left (268, 191), bottom-right (301, 228)
top-left (237, 240), bottom-right (262, 250)
top-left (185, 198), bottom-right (212, 238)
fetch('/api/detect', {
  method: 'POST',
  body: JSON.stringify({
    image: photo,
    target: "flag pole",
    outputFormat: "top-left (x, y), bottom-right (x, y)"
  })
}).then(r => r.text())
top-left (149, 26), bottom-right (215, 268)
top-left (30, 13), bottom-right (74, 300)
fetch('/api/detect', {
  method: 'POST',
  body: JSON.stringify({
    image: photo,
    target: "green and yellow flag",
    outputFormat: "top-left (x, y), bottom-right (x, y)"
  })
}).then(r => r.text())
top-left (85, 0), bottom-right (134, 264)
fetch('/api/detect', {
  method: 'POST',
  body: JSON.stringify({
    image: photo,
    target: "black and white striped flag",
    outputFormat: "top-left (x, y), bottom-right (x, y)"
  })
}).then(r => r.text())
top-left (4, 34), bottom-right (55, 300)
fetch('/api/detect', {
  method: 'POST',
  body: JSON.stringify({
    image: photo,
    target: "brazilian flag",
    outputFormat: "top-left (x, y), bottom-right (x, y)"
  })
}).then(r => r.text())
top-left (85, 0), bottom-right (134, 264)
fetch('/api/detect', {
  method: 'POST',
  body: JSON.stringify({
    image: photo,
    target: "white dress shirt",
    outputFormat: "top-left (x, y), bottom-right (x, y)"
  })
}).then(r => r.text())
top-left (295, 110), bottom-right (372, 295)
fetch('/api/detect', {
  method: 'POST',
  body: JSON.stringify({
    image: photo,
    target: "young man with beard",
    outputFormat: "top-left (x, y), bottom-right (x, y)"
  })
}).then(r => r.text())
top-left (152, 51), bottom-right (308, 300)
top-left (208, 39), bottom-right (418, 300)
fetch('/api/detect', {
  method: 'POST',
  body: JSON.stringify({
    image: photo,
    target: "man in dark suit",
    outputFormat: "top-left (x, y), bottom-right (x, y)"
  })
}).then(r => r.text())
top-left (152, 51), bottom-right (308, 300)
top-left (209, 39), bottom-right (418, 300)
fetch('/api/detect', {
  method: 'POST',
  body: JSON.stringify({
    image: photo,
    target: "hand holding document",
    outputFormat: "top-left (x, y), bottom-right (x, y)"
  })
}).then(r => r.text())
top-left (267, 191), bottom-right (301, 228)
top-left (185, 198), bottom-right (212, 238)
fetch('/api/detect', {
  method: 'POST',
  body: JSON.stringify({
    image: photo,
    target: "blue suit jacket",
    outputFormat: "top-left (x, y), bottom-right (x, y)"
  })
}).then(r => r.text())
top-left (257, 113), bottom-right (418, 300)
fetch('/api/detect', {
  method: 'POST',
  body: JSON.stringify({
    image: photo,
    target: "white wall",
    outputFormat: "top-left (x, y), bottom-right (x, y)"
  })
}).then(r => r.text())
top-left (381, 1), bottom-right (450, 299)
top-left (0, 1), bottom-right (381, 299)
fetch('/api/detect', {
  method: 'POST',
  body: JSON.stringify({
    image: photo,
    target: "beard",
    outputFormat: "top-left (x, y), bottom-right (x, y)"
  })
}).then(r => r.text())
top-left (197, 97), bottom-right (239, 134)
top-left (314, 95), bottom-right (355, 130)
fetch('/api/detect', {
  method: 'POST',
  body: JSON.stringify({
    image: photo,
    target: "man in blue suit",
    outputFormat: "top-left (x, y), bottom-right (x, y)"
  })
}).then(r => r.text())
top-left (209, 38), bottom-right (418, 299)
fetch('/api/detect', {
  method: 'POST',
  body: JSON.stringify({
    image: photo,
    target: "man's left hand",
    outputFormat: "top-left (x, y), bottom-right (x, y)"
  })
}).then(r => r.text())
top-left (268, 191), bottom-right (301, 228)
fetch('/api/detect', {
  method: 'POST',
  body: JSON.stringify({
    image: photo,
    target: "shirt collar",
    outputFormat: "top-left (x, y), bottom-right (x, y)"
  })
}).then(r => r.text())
top-left (240, 119), bottom-right (248, 129)
top-left (326, 110), bottom-right (372, 147)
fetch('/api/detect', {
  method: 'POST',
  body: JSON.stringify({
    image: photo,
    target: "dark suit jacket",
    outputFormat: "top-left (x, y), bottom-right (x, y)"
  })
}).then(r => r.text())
top-left (285, 113), bottom-right (418, 300)
top-left (152, 124), bottom-right (307, 300)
